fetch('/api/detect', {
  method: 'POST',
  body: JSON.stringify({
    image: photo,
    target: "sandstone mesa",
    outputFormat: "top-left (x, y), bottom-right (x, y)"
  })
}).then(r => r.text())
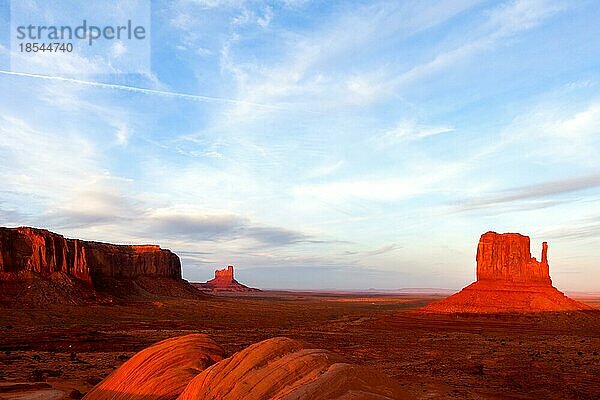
top-left (421, 231), bottom-right (591, 313)
top-left (0, 226), bottom-right (202, 303)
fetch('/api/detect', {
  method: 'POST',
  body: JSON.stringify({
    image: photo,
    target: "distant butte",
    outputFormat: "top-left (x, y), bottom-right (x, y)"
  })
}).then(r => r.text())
top-left (194, 265), bottom-right (259, 292)
top-left (421, 231), bottom-right (591, 313)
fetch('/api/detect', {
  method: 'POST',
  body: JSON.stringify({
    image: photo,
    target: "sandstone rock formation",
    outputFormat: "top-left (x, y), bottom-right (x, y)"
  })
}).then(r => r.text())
top-left (0, 227), bottom-right (93, 284)
top-left (421, 231), bottom-right (590, 313)
top-left (194, 265), bottom-right (259, 292)
top-left (83, 335), bottom-right (406, 400)
top-left (0, 226), bottom-right (202, 303)
top-left (476, 232), bottom-right (551, 285)
top-left (84, 334), bottom-right (225, 400)
top-left (178, 337), bottom-right (406, 400)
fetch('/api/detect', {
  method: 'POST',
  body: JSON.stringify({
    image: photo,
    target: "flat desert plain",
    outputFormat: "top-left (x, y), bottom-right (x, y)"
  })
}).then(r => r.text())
top-left (0, 292), bottom-right (599, 400)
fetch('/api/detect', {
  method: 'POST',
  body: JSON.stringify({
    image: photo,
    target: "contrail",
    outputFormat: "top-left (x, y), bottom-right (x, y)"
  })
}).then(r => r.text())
top-left (0, 69), bottom-right (297, 111)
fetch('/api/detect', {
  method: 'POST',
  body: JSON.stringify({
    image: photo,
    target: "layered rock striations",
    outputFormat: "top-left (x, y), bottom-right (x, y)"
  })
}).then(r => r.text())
top-left (194, 265), bottom-right (259, 292)
top-left (0, 226), bottom-right (200, 303)
top-left (85, 334), bottom-right (226, 400)
top-left (83, 334), bottom-right (407, 400)
top-left (421, 231), bottom-right (590, 313)
top-left (0, 227), bottom-right (92, 284)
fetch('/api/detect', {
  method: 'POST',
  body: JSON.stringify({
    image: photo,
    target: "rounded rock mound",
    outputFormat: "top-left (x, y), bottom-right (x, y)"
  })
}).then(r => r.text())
top-left (84, 334), bottom-right (225, 400)
top-left (177, 337), bottom-right (406, 400)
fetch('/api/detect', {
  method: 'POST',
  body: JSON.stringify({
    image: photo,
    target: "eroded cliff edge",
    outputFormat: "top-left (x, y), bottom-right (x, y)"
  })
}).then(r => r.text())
top-left (0, 226), bottom-right (201, 303)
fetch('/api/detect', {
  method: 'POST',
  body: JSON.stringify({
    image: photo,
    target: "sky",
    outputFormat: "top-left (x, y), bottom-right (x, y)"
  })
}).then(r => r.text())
top-left (0, 0), bottom-right (599, 291)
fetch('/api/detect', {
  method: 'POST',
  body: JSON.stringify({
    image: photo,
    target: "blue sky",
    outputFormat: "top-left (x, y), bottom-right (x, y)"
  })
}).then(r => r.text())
top-left (0, 0), bottom-right (599, 290)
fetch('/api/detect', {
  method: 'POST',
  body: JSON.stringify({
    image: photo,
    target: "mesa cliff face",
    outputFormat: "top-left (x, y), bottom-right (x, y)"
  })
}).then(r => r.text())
top-left (0, 227), bottom-right (92, 284)
top-left (0, 226), bottom-right (198, 303)
top-left (84, 243), bottom-right (181, 281)
top-left (421, 231), bottom-right (590, 313)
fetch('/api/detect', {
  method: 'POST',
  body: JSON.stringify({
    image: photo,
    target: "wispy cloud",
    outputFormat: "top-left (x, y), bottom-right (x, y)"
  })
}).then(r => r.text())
top-left (214, 0), bottom-right (483, 110)
top-left (377, 121), bottom-right (456, 146)
top-left (457, 173), bottom-right (600, 211)
top-left (294, 161), bottom-right (464, 202)
top-left (388, 0), bottom-right (567, 92)
top-left (144, 207), bottom-right (313, 246)
top-left (538, 216), bottom-right (600, 241)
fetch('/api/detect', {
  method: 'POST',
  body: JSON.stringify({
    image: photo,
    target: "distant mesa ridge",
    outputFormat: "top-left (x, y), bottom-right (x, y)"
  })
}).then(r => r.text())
top-left (194, 265), bottom-right (259, 292)
top-left (421, 231), bottom-right (590, 313)
top-left (0, 226), bottom-right (202, 303)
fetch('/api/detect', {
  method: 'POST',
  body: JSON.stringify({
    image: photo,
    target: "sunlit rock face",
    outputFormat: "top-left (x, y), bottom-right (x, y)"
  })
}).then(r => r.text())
top-left (421, 231), bottom-right (591, 313)
top-left (209, 265), bottom-right (235, 286)
top-left (0, 227), bottom-right (181, 282)
top-left (476, 232), bottom-right (551, 285)
top-left (194, 265), bottom-right (260, 292)
top-left (178, 337), bottom-right (406, 400)
top-left (0, 227), bottom-right (93, 285)
top-left (0, 226), bottom-right (199, 302)
top-left (84, 334), bottom-right (226, 400)
top-left (83, 335), bottom-right (407, 400)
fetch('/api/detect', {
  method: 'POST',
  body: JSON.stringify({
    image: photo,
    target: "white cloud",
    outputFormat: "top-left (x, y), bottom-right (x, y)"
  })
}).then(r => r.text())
top-left (115, 123), bottom-right (130, 145)
top-left (216, 0), bottom-right (483, 111)
top-left (377, 121), bottom-right (455, 145)
top-left (257, 6), bottom-right (273, 28)
top-left (294, 162), bottom-right (463, 202)
top-left (305, 160), bottom-right (344, 179)
top-left (0, 114), bottom-right (99, 202)
top-left (388, 0), bottom-right (566, 92)
top-left (111, 42), bottom-right (128, 58)
top-left (487, 0), bottom-right (567, 36)
top-left (186, 0), bottom-right (242, 9)
top-left (500, 100), bottom-right (600, 164)
top-left (550, 103), bottom-right (600, 139)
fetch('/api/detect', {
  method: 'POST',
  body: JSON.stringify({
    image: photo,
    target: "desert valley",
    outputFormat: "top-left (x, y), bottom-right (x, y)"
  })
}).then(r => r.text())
top-left (0, 226), bottom-right (598, 400)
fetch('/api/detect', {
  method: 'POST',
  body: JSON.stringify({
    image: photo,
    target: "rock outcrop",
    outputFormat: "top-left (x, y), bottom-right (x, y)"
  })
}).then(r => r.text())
top-left (84, 334), bottom-right (225, 400)
top-left (0, 227), bottom-right (92, 284)
top-left (421, 231), bottom-right (590, 313)
top-left (178, 337), bottom-right (406, 400)
top-left (0, 226), bottom-right (202, 303)
top-left (194, 265), bottom-right (259, 292)
top-left (84, 335), bottom-right (407, 400)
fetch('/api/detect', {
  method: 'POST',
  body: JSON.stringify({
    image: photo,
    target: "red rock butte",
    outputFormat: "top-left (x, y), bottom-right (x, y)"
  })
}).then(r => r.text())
top-left (194, 265), bottom-right (259, 292)
top-left (212, 265), bottom-right (235, 285)
top-left (421, 231), bottom-right (591, 313)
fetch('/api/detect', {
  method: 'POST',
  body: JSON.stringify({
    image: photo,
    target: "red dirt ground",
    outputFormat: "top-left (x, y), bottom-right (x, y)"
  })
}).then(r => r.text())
top-left (0, 291), bottom-right (598, 399)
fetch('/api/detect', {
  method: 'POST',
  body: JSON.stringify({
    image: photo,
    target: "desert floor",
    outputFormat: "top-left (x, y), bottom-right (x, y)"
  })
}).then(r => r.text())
top-left (0, 292), bottom-right (599, 399)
